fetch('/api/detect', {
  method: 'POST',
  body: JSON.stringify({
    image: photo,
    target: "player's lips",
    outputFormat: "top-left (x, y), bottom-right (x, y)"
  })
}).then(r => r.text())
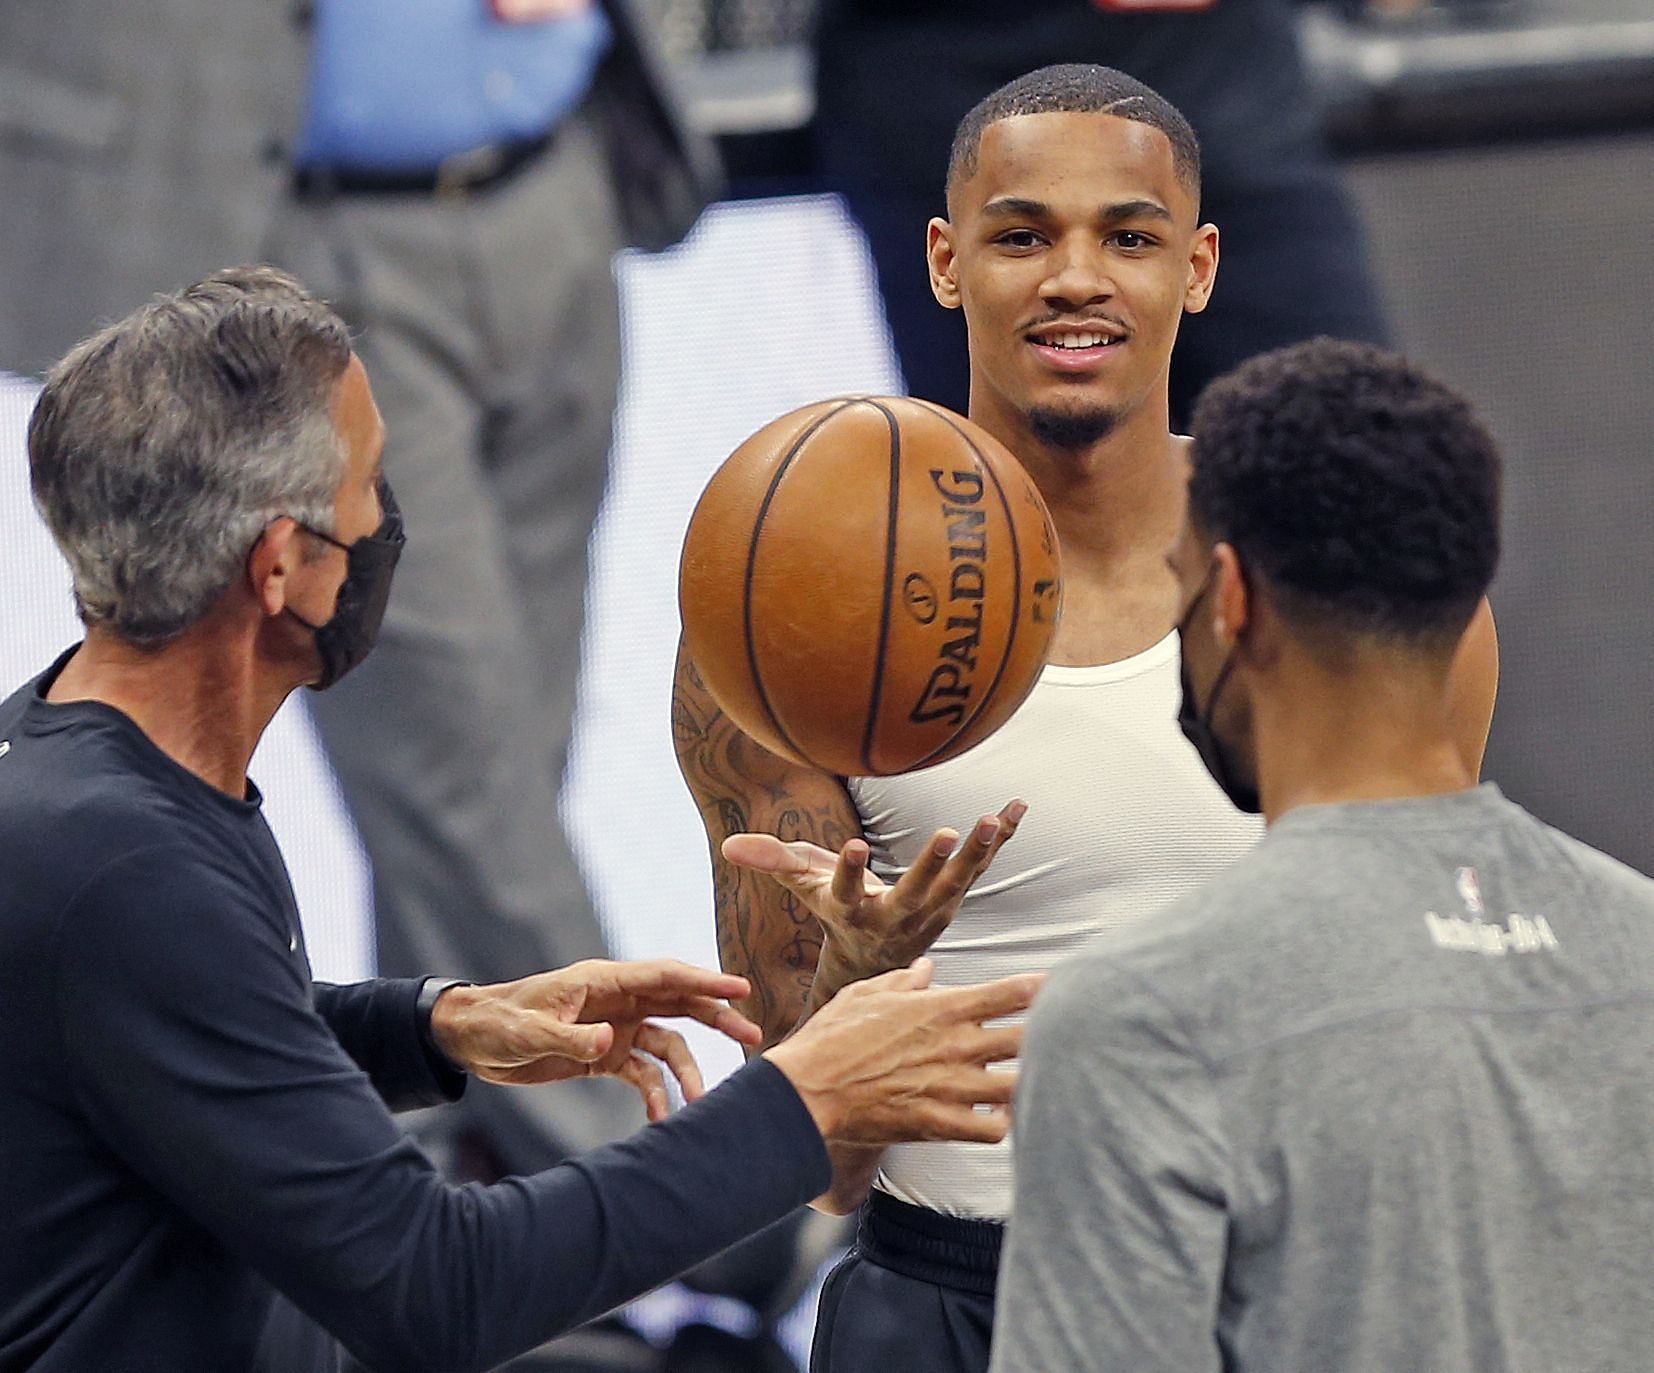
top-left (1024, 322), bottom-right (1128, 372)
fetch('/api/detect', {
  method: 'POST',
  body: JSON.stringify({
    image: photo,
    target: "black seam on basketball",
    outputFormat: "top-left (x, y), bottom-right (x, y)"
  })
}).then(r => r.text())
top-left (860, 399), bottom-right (903, 776)
top-left (911, 403), bottom-right (1025, 769)
top-left (744, 400), bottom-right (859, 763)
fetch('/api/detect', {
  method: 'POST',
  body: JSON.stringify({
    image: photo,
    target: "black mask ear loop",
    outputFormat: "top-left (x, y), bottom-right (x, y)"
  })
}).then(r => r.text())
top-left (1175, 558), bottom-right (1262, 815)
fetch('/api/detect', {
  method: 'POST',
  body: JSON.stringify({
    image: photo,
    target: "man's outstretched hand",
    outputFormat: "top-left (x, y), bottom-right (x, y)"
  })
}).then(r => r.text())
top-left (765, 958), bottom-right (1042, 1147)
top-left (429, 960), bottom-right (763, 1121)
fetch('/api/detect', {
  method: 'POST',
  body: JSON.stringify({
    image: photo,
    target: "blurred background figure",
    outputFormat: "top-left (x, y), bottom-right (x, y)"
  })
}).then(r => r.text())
top-left (811, 0), bottom-right (1394, 426)
top-left (267, 0), bottom-right (722, 1183)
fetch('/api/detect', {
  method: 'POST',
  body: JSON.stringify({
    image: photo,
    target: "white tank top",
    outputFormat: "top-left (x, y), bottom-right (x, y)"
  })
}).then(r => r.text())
top-left (848, 632), bottom-right (1263, 1219)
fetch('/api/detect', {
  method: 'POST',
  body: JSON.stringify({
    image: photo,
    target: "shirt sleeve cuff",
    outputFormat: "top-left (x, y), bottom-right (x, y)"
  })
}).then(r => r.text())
top-left (414, 977), bottom-right (470, 1103)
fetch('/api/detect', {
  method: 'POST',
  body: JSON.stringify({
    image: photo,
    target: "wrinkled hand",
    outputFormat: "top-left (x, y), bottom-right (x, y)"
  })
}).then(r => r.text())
top-left (765, 958), bottom-right (1042, 1146)
top-left (721, 799), bottom-right (1026, 986)
top-left (430, 959), bottom-right (762, 1121)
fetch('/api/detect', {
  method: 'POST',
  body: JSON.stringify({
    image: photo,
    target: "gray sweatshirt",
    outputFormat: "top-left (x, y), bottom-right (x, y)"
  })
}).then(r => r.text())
top-left (993, 785), bottom-right (1654, 1373)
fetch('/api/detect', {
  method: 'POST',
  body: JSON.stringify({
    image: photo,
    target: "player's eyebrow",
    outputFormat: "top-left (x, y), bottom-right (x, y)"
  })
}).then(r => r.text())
top-left (980, 196), bottom-right (1175, 225)
top-left (981, 196), bottom-right (1052, 220)
top-left (1098, 199), bottom-right (1174, 226)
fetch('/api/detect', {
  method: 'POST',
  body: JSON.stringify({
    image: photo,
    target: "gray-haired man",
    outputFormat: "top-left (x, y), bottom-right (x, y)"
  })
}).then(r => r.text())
top-left (0, 267), bottom-right (1039, 1371)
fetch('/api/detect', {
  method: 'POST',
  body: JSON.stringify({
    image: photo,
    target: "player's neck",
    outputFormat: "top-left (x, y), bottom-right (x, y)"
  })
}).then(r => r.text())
top-left (976, 397), bottom-right (1184, 564)
top-left (1254, 654), bottom-right (1475, 824)
top-left (46, 619), bottom-right (288, 798)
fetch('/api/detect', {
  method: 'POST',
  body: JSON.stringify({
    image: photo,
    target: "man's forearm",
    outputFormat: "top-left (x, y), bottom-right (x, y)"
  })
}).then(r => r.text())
top-left (323, 1060), bottom-right (830, 1373)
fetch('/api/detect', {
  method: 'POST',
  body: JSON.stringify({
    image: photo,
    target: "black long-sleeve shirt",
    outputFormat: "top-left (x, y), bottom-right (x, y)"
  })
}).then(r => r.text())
top-left (0, 652), bottom-right (829, 1372)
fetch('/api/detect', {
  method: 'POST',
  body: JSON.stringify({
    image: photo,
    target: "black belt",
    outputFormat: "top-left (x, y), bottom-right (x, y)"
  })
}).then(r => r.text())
top-left (856, 1190), bottom-right (1004, 1298)
top-left (292, 131), bottom-right (554, 200)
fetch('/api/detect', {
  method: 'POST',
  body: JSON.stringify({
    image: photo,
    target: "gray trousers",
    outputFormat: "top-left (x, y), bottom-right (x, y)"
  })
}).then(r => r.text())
top-left (269, 108), bottom-right (641, 1170)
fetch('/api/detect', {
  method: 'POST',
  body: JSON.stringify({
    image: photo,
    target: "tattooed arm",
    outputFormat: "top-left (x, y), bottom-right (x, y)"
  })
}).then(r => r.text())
top-left (671, 638), bottom-right (860, 1050)
top-left (673, 640), bottom-right (1023, 1213)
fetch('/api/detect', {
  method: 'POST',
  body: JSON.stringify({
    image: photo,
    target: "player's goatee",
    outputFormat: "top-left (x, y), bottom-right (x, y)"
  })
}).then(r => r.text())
top-left (1027, 404), bottom-right (1123, 449)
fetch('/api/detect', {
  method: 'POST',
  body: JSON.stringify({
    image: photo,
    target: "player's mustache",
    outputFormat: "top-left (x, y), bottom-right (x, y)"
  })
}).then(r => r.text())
top-left (1020, 311), bottom-right (1130, 336)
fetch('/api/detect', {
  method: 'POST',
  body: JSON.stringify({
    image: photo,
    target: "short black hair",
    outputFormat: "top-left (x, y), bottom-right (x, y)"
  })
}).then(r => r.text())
top-left (1188, 338), bottom-right (1501, 645)
top-left (947, 64), bottom-right (1201, 202)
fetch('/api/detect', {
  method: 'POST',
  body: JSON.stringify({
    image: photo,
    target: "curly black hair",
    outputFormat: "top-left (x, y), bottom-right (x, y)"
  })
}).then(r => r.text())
top-left (947, 64), bottom-right (1201, 203)
top-left (1188, 338), bottom-right (1501, 645)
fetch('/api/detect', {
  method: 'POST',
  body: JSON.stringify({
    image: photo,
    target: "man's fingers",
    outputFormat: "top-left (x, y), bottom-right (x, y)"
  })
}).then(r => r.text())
top-left (601, 957), bottom-right (751, 1005)
top-left (842, 958), bottom-right (935, 998)
top-left (912, 1103), bottom-right (1013, 1146)
top-left (926, 972), bottom-right (1045, 1023)
top-left (550, 1019), bottom-right (615, 1064)
top-left (634, 1022), bottom-right (704, 1101)
top-left (949, 1024), bottom-right (1025, 1065)
top-left (927, 1066), bottom-right (1018, 1106)
top-left (617, 1051), bottom-right (672, 1122)
top-left (700, 1001), bottom-right (764, 1047)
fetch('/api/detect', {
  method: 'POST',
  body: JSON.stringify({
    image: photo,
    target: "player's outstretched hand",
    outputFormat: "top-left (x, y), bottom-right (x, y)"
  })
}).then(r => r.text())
top-left (429, 960), bottom-right (763, 1120)
top-left (721, 799), bottom-right (1027, 986)
top-left (765, 958), bottom-right (1040, 1145)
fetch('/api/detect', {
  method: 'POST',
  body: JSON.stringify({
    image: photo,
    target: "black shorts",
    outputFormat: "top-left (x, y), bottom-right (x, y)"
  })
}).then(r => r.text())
top-left (810, 1192), bottom-right (1004, 1373)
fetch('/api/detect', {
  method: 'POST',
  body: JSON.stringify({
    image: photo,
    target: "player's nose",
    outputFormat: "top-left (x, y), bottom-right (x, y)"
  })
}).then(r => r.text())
top-left (1038, 240), bottom-right (1116, 311)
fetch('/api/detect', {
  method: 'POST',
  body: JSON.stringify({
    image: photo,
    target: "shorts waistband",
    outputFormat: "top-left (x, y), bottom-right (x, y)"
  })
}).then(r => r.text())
top-left (856, 1190), bottom-right (1003, 1297)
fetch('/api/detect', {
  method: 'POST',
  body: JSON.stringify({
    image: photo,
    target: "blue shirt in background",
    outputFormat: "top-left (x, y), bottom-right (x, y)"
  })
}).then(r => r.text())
top-left (298, 0), bottom-right (612, 172)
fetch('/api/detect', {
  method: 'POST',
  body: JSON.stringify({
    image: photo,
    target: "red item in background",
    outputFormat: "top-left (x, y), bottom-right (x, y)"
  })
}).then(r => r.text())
top-left (489, 0), bottom-right (592, 22)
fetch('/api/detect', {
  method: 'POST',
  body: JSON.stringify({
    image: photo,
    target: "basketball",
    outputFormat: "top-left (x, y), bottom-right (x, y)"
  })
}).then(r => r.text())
top-left (679, 396), bottom-right (1063, 777)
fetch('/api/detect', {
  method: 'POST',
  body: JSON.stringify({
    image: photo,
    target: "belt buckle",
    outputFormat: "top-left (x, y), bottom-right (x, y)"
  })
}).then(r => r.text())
top-left (435, 144), bottom-right (507, 198)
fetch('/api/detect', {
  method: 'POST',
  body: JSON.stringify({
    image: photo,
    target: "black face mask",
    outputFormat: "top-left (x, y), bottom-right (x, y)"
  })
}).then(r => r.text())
top-left (288, 478), bottom-right (405, 690)
top-left (1175, 566), bottom-right (1262, 815)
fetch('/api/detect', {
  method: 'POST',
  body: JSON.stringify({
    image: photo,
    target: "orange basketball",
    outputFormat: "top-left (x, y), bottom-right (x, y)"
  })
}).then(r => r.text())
top-left (679, 396), bottom-right (1063, 777)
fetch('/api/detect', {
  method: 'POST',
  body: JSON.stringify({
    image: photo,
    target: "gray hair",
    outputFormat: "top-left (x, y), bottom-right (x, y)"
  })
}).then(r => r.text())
top-left (28, 265), bottom-right (354, 645)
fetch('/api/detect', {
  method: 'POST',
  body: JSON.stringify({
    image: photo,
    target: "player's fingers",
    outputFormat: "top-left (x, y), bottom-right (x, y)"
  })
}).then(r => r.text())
top-left (888, 827), bottom-right (959, 912)
top-left (926, 813), bottom-right (1002, 908)
top-left (721, 833), bottom-right (836, 877)
top-left (829, 838), bottom-right (871, 908)
top-left (983, 799), bottom-right (1028, 865)
top-left (617, 1050), bottom-right (672, 1122)
top-left (634, 1022), bottom-right (704, 1101)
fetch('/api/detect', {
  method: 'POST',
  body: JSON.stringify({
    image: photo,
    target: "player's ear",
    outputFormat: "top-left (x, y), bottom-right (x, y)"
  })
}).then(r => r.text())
top-left (1184, 222), bottom-right (1219, 315)
top-left (1211, 540), bottom-right (1250, 645)
top-left (928, 218), bottom-right (962, 310)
